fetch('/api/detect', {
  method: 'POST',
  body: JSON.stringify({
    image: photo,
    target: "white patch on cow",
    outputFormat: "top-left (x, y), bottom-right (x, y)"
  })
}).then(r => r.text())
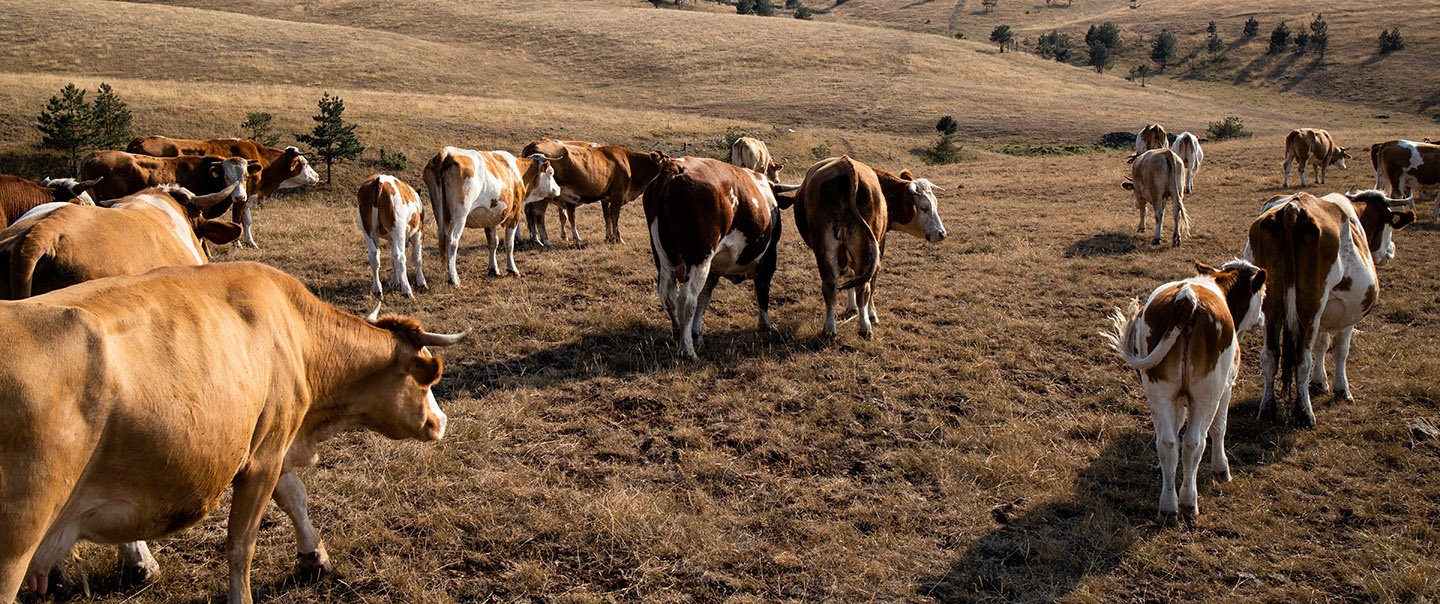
top-left (709, 228), bottom-right (752, 275)
top-left (425, 388), bottom-right (447, 439)
top-left (15, 202), bottom-right (72, 223)
top-left (1398, 140), bottom-right (1423, 171)
top-left (122, 193), bottom-right (207, 264)
top-left (281, 155), bottom-right (321, 189)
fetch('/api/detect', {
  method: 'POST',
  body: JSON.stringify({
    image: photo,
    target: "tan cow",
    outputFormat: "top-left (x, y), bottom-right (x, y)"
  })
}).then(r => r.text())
top-left (1123, 148), bottom-right (1189, 246)
top-left (793, 156), bottom-right (946, 338)
top-left (729, 136), bottom-right (783, 183)
top-left (1283, 128), bottom-right (1350, 188)
top-left (423, 146), bottom-right (561, 284)
top-left (1245, 190), bottom-right (1414, 427)
top-left (358, 174), bottom-right (427, 298)
top-left (1135, 123), bottom-right (1168, 153)
top-left (520, 138), bottom-right (664, 244)
top-left (0, 261), bottom-right (465, 604)
top-left (0, 175), bottom-right (101, 228)
top-left (0, 184), bottom-right (242, 299)
top-left (81, 151), bottom-right (254, 211)
top-left (1371, 139), bottom-right (1440, 217)
top-left (1105, 260), bottom-right (1267, 526)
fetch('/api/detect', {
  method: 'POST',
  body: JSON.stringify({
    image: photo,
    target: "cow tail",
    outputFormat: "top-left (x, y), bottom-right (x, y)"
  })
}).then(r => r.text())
top-left (1282, 130), bottom-right (1300, 170)
top-left (424, 151), bottom-right (449, 253)
top-left (1275, 203), bottom-right (1305, 399)
top-left (10, 226), bottom-right (56, 299)
top-left (1103, 295), bottom-right (1187, 372)
top-left (837, 159), bottom-right (880, 291)
top-left (1173, 156), bottom-right (1190, 237)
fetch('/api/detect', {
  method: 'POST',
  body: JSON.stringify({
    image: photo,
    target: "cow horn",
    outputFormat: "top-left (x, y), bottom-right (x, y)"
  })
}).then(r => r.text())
top-left (77, 176), bottom-right (104, 191)
top-left (96, 196), bottom-right (124, 208)
top-left (528, 153), bottom-right (563, 162)
top-left (929, 183), bottom-right (946, 191)
top-left (773, 183), bottom-right (801, 193)
top-left (1390, 194), bottom-right (1415, 206)
top-left (418, 329), bottom-right (470, 347)
top-left (365, 302), bottom-right (383, 323)
top-left (189, 182), bottom-right (241, 210)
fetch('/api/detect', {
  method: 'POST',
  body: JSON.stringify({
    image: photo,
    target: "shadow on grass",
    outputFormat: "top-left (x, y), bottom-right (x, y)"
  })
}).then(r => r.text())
top-left (42, 561), bottom-right (331, 604)
top-left (921, 406), bottom-right (1300, 602)
top-left (1065, 231), bottom-right (1139, 258)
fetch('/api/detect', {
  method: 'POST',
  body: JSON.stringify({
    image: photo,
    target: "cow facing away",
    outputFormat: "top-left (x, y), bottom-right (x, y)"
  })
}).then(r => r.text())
top-left (521, 138), bottom-right (664, 245)
top-left (729, 136), bottom-right (784, 183)
top-left (1136, 123), bottom-right (1168, 153)
top-left (1283, 128), bottom-right (1349, 188)
top-left (81, 151), bottom-right (254, 212)
top-left (1123, 148), bottom-right (1189, 246)
top-left (645, 157), bottom-right (799, 360)
top-left (1371, 139), bottom-right (1440, 218)
top-left (0, 184), bottom-right (242, 299)
top-left (0, 262), bottom-right (466, 604)
top-left (1104, 260), bottom-right (1267, 526)
top-left (1171, 132), bottom-right (1204, 194)
top-left (0, 175), bottom-right (102, 228)
top-left (794, 156), bottom-right (946, 338)
top-left (1244, 190), bottom-right (1414, 427)
top-left (423, 147), bottom-right (561, 284)
top-left (358, 174), bottom-right (426, 298)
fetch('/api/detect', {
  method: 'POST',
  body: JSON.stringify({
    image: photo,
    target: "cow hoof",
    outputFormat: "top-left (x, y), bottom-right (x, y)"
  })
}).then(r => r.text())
top-left (416, 283), bottom-right (429, 293)
top-left (488, 268), bottom-right (501, 277)
top-left (1180, 509), bottom-right (1197, 530)
top-left (859, 328), bottom-right (874, 340)
top-left (118, 559), bottom-right (162, 587)
top-left (1294, 410), bottom-right (1317, 428)
top-left (295, 548), bottom-right (331, 582)
top-left (508, 268), bottom-right (521, 277)
top-left (1156, 510), bottom-right (1179, 528)
top-left (1215, 468), bottom-right (1232, 483)
top-left (1257, 397), bottom-right (1277, 420)
top-left (1333, 389), bottom-right (1352, 402)
top-left (401, 290), bottom-right (415, 299)
top-left (1151, 237), bottom-right (1162, 245)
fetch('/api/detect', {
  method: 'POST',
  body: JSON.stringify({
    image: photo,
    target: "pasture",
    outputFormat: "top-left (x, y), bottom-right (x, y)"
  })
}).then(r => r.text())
top-left (3, 1), bottom-right (1438, 602)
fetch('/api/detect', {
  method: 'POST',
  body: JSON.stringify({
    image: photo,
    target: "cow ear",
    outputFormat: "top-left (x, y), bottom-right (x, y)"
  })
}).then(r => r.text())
top-left (899, 169), bottom-right (914, 180)
top-left (407, 355), bottom-right (443, 386)
top-left (196, 219), bottom-right (242, 244)
top-left (1121, 180), bottom-right (1135, 191)
top-left (1251, 269), bottom-right (1267, 290)
top-left (650, 151), bottom-right (664, 163)
top-left (1194, 260), bottom-right (1218, 275)
top-left (1392, 210), bottom-right (1416, 229)
top-left (247, 162), bottom-right (262, 175)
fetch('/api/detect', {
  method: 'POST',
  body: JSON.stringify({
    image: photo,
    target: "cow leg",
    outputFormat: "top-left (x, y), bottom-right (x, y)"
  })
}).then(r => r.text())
top-left (410, 230), bottom-right (428, 293)
top-left (820, 258), bottom-right (840, 338)
top-left (241, 203), bottom-right (259, 248)
top-left (1136, 203), bottom-right (1147, 233)
top-left (485, 227), bottom-right (500, 277)
top-left (605, 198), bottom-right (625, 244)
top-left (1282, 155), bottom-right (1292, 188)
top-left (1294, 339), bottom-right (1318, 428)
top-left (866, 273), bottom-right (880, 326)
top-left (1147, 392), bottom-right (1182, 527)
top-left (1332, 326), bottom-right (1356, 401)
top-left (1208, 383), bottom-right (1234, 483)
top-left (1181, 380), bottom-right (1225, 526)
top-left (856, 281), bottom-right (875, 339)
top-left (691, 273), bottom-right (722, 348)
top-left (1171, 197), bottom-right (1184, 246)
top-left (445, 218), bottom-right (465, 287)
top-left (525, 199), bottom-right (548, 247)
top-left (754, 223), bottom-right (780, 333)
top-left (1258, 325), bottom-right (1279, 419)
top-left (1308, 331), bottom-right (1331, 395)
top-left (115, 541), bottom-right (161, 585)
top-left (505, 226), bottom-right (521, 276)
top-left (1151, 199), bottom-right (1164, 245)
top-left (226, 467), bottom-right (284, 604)
top-left (675, 260), bottom-right (712, 360)
top-left (565, 205), bottom-right (581, 243)
top-left (270, 473), bottom-right (330, 580)
top-left (391, 234), bottom-right (414, 298)
top-left (366, 235), bottom-right (383, 297)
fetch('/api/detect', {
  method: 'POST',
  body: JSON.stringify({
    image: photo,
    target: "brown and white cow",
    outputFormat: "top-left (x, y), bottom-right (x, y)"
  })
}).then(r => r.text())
top-left (0, 175), bottom-right (101, 228)
top-left (520, 138), bottom-right (664, 244)
top-left (0, 261), bottom-right (465, 604)
top-left (794, 156), bottom-right (946, 338)
top-left (1244, 190), bottom-right (1415, 427)
top-left (423, 147), bottom-right (562, 284)
top-left (1135, 123), bottom-right (1168, 154)
top-left (1371, 139), bottom-right (1440, 218)
top-left (80, 151), bottom-right (254, 211)
top-left (127, 136), bottom-right (320, 247)
top-left (0, 184), bottom-right (243, 299)
top-left (1171, 131), bottom-right (1204, 194)
top-left (1123, 148), bottom-right (1189, 246)
top-left (1283, 128), bottom-right (1350, 188)
top-left (729, 136), bottom-right (783, 183)
top-left (521, 139), bottom-right (598, 246)
top-left (358, 174), bottom-right (426, 298)
top-left (1105, 260), bottom-right (1267, 526)
top-left (645, 157), bottom-right (799, 360)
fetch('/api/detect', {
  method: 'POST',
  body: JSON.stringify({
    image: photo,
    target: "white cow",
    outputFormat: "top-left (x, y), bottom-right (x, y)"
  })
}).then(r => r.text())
top-left (1171, 132), bottom-right (1203, 194)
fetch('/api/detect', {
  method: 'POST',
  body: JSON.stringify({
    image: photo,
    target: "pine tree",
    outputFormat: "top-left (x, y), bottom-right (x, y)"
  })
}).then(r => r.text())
top-left (1088, 39), bottom-right (1114, 73)
top-left (1309, 14), bottom-right (1328, 59)
top-left (1127, 64), bottom-right (1153, 87)
top-left (90, 83), bottom-right (132, 150)
top-left (990, 25), bottom-right (1015, 53)
top-left (296, 92), bottom-right (365, 184)
top-left (1150, 29), bottom-right (1177, 69)
top-left (241, 112), bottom-right (282, 147)
top-left (36, 84), bottom-right (93, 177)
top-left (1206, 21), bottom-right (1224, 58)
top-left (1268, 22), bottom-right (1291, 54)
top-left (1243, 16), bottom-right (1260, 38)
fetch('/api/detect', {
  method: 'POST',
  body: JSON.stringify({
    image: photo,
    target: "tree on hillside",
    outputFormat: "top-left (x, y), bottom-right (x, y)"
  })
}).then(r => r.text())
top-left (241, 112), bottom-right (282, 147)
top-left (1127, 63), bottom-right (1153, 87)
top-left (1206, 21), bottom-right (1224, 58)
top-left (296, 92), bottom-right (365, 184)
top-left (90, 83), bottom-right (132, 151)
top-left (793, 4), bottom-right (814, 19)
top-left (36, 84), bottom-right (92, 177)
top-left (1086, 22), bottom-right (1122, 51)
top-left (981, 0), bottom-right (998, 13)
top-left (736, 0), bottom-right (776, 15)
top-left (1150, 29), bottom-right (1177, 69)
top-left (1037, 30), bottom-right (1074, 62)
top-left (990, 25), bottom-right (1015, 53)
top-left (1309, 14), bottom-right (1328, 59)
top-left (1378, 28), bottom-right (1404, 54)
top-left (1087, 39), bottom-right (1114, 73)
top-left (1243, 17), bottom-right (1260, 38)
top-left (1268, 22), bottom-right (1291, 54)
top-left (936, 116), bottom-right (959, 136)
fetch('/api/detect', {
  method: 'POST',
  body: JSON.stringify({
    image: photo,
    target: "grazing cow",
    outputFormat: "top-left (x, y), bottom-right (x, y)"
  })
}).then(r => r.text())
top-left (1171, 131), bottom-right (1204, 194)
top-left (1283, 128), bottom-right (1349, 188)
top-left (1245, 190), bottom-right (1415, 427)
top-left (0, 261), bottom-right (466, 604)
top-left (1104, 260), bottom-right (1267, 526)
top-left (645, 156), bottom-right (799, 360)
top-left (0, 175), bottom-right (101, 228)
top-left (127, 137), bottom-right (320, 247)
top-left (80, 151), bottom-right (253, 212)
top-left (520, 138), bottom-right (664, 244)
top-left (423, 146), bottom-right (561, 284)
top-left (1123, 148), bottom-right (1189, 246)
top-left (0, 184), bottom-right (242, 299)
top-left (793, 156), bottom-right (946, 338)
top-left (1371, 139), bottom-right (1440, 217)
top-left (358, 174), bottom-right (427, 298)
top-left (729, 136), bottom-right (784, 183)
top-left (1135, 123), bottom-right (1168, 153)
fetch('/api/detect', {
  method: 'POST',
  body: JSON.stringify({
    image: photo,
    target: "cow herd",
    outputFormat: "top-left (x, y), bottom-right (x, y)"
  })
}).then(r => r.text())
top-left (1107, 123), bottom-right (1425, 526)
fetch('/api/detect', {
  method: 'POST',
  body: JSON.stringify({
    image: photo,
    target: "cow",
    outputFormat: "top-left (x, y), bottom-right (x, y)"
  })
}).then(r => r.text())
top-left (793, 156), bottom-right (946, 339)
top-left (729, 136), bottom-right (784, 183)
top-left (0, 175), bottom-right (102, 228)
top-left (0, 183), bottom-right (243, 299)
top-left (520, 138), bottom-right (665, 244)
top-left (0, 261), bottom-right (466, 604)
top-left (358, 174), bottom-right (426, 298)
top-left (423, 146), bottom-right (561, 285)
top-left (520, 139), bottom-right (598, 246)
top-left (1123, 148), bottom-right (1189, 246)
top-left (1371, 139), bottom-right (1440, 218)
top-left (126, 136), bottom-right (321, 247)
top-left (644, 156), bottom-right (799, 360)
top-left (80, 151), bottom-right (253, 213)
top-left (1283, 128), bottom-right (1350, 188)
top-left (1171, 131), bottom-right (1204, 194)
top-left (1104, 260), bottom-right (1267, 526)
top-left (1245, 190), bottom-right (1415, 427)
top-left (1135, 123), bottom-right (1168, 153)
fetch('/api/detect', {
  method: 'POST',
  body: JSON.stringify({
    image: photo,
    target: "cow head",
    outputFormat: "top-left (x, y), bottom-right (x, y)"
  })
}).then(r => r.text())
top-left (1201, 259), bottom-right (1268, 333)
top-left (1331, 146), bottom-right (1352, 169)
top-left (891, 170), bottom-right (947, 242)
top-left (525, 154), bottom-right (563, 204)
top-left (279, 146), bottom-right (321, 189)
top-left (1345, 189), bottom-right (1416, 265)
top-left (357, 307), bottom-right (468, 442)
top-left (204, 157), bottom-right (252, 207)
top-left (39, 176), bottom-right (103, 205)
top-left (765, 162), bottom-right (784, 184)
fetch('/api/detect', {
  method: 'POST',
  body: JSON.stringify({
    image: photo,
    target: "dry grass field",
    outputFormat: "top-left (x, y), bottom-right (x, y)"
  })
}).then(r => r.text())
top-left (3, 1), bottom-right (1439, 602)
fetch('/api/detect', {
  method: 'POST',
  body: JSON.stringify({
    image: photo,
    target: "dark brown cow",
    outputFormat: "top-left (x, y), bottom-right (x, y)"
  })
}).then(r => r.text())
top-left (794, 156), bottom-right (946, 338)
top-left (1282, 128), bottom-right (1350, 188)
top-left (80, 151), bottom-right (253, 212)
top-left (0, 175), bottom-right (102, 228)
top-left (1371, 139), bottom-right (1440, 218)
top-left (521, 139), bottom-right (596, 246)
top-left (521, 138), bottom-right (664, 244)
top-left (644, 157), bottom-right (798, 360)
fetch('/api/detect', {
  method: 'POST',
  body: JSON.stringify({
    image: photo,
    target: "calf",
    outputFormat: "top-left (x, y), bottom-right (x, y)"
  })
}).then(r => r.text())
top-left (424, 146), bottom-right (561, 284)
top-left (0, 175), bottom-right (101, 228)
top-left (1135, 123), bottom-right (1168, 153)
top-left (1171, 131), bottom-right (1204, 194)
top-left (729, 136), bottom-right (783, 183)
top-left (1245, 190), bottom-right (1414, 426)
top-left (645, 157), bottom-right (799, 360)
top-left (1105, 260), bottom-right (1267, 526)
top-left (794, 156), bottom-right (946, 338)
top-left (1283, 128), bottom-right (1349, 188)
top-left (358, 174), bottom-right (427, 298)
top-left (1123, 148), bottom-right (1189, 246)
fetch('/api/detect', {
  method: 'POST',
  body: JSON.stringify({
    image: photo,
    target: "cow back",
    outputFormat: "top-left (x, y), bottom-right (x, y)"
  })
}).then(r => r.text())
top-left (645, 157), bottom-right (776, 275)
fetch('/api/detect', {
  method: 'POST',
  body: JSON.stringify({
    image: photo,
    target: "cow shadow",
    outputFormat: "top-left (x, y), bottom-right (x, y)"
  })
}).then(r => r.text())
top-left (1065, 231), bottom-right (1139, 258)
top-left (919, 401), bottom-right (1298, 602)
top-left (37, 559), bottom-right (329, 604)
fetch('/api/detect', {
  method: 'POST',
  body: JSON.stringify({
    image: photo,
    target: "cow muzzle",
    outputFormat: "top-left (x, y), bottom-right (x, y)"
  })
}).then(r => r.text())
top-left (420, 389), bottom-right (448, 441)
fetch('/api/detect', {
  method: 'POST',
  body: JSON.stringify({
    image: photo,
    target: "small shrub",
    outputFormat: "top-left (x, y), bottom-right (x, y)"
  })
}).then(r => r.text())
top-left (377, 147), bottom-right (408, 172)
top-left (241, 112), bottom-right (282, 147)
top-left (935, 115), bottom-right (959, 136)
top-left (1243, 16), bottom-right (1260, 38)
top-left (1309, 15), bottom-right (1328, 58)
top-left (981, 0), bottom-right (998, 13)
top-left (809, 142), bottom-right (832, 160)
top-left (990, 25), bottom-right (1015, 53)
top-left (926, 135), bottom-right (963, 165)
top-left (721, 127), bottom-right (748, 153)
top-left (1127, 64), bottom-right (1152, 86)
top-left (1206, 116), bottom-right (1252, 140)
top-left (1086, 21), bottom-right (1122, 50)
top-left (794, 4), bottom-right (813, 19)
top-left (1294, 29), bottom-right (1311, 52)
top-left (1206, 22), bottom-right (1224, 57)
top-left (1379, 28), bottom-right (1405, 54)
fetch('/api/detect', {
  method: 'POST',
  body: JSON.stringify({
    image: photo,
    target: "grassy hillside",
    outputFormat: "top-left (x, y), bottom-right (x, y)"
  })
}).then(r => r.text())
top-left (2, 1), bottom-right (1439, 603)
